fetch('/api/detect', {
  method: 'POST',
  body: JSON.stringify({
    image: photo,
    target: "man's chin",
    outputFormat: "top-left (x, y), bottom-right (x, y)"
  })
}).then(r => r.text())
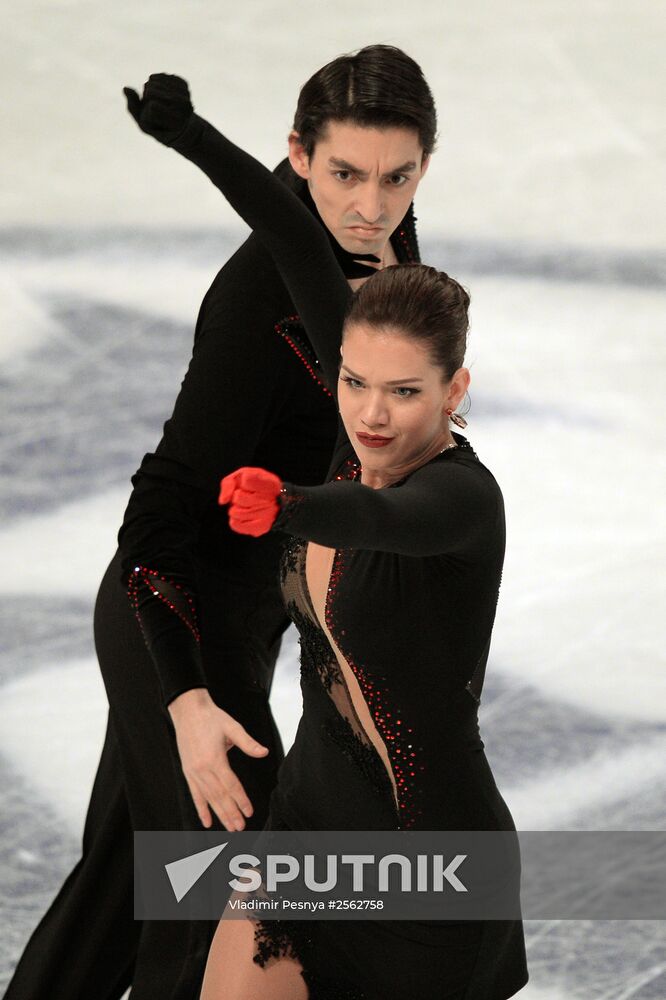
top-left (337, 232), bottom-right (384, 257)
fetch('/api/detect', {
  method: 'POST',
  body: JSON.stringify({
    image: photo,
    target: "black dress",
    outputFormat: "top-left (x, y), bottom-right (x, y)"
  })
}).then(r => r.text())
top-left (169, 118), bottom-right (529, 998)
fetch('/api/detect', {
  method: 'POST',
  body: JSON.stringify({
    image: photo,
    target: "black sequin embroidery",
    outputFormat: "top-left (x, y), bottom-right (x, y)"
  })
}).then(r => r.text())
top-left (322, 712), bottom-right (395, 800)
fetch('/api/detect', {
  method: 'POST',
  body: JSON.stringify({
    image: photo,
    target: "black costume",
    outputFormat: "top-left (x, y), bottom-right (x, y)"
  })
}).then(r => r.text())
top-left (166, 112), bottom-right (529, 998)
top-left (4, 171), bottom-right (420, 999)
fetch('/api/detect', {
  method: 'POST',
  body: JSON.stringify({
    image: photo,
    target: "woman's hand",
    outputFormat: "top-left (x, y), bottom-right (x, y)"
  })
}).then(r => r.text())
top-left (168, 688), bottom-right (269, 831)
top-left (219, 467), bottom-right (282, 537)
top-left (123, 73), bottom-right (194, 146)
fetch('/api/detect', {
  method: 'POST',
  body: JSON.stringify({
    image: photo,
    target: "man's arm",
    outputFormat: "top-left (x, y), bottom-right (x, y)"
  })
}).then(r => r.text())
top-left (116, 239), bottom-right (298, 830)
top-left (118, 255), bottom-right (293, 701)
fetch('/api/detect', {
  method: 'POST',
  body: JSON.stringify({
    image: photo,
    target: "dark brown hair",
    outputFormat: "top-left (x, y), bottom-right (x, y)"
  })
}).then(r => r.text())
top-left (344, 264), bottom-right (470, 381)
top-left (293, 44), bottom-right (437, 159)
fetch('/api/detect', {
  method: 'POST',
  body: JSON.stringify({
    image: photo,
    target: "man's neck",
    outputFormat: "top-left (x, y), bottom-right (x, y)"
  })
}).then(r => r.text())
top-left (347, 237), bottom-right (399, 292)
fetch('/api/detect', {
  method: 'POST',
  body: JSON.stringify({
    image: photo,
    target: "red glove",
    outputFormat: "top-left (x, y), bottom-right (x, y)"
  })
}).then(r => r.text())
top-left (218, 467), bottom-right (282, 537)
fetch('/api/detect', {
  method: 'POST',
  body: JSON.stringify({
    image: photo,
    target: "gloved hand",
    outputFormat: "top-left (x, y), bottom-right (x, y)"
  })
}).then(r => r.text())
top-left (123, 73), bottom-right (194, 146)
top-left (219, 467), bottom-right (283, 537)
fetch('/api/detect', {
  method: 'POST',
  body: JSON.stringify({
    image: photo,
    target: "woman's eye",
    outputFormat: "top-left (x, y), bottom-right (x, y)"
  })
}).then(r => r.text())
top-left (394, 386), bottom-right (418, 397)
top-left (340, 375), bottom-right (364, 389)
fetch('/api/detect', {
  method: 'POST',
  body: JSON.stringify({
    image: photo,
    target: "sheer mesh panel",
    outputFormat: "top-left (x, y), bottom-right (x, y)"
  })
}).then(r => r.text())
top-left (281, 533), bottom-right (399, 818)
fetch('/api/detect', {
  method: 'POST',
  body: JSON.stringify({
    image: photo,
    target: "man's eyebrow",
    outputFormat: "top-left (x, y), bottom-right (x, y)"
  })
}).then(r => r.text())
top-left (341, 364), bottom-right (424, 385)
top-left (328, 157), bottom-right (418, 178)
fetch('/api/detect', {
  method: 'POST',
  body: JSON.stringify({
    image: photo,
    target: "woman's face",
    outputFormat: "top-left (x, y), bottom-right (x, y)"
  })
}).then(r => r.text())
top-left (338, 323), bottom-right (469, 486)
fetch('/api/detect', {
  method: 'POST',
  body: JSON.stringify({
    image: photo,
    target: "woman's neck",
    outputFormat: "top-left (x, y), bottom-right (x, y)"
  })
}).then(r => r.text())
top-left (360, 429), bottom-right (457, 489)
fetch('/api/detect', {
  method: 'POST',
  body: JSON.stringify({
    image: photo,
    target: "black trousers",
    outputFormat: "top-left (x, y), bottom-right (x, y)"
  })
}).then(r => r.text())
top-left (4, 552), bottom-right (284, 1000)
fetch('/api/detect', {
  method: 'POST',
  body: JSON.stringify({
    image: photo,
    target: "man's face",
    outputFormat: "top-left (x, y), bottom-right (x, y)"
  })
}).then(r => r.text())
top-left (289, 120), bottom-right (430, 257)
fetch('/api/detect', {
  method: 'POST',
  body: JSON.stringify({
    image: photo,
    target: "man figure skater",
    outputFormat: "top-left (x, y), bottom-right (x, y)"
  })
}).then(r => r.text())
top-left (5, 44), bottom-right (436, 999)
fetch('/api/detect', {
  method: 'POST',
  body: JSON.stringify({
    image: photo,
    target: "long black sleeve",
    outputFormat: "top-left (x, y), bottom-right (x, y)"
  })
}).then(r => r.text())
top-left (169, 115), bottom-right (353, 395)
top-left (274, 448), bottom-right (502, 558)
top-left (116, 231), bottom-right (327, 707)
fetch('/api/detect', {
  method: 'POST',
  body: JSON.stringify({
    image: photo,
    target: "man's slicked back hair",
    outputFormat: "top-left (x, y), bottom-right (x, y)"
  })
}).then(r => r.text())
top-left (293, 44), bottom-right (437, 159)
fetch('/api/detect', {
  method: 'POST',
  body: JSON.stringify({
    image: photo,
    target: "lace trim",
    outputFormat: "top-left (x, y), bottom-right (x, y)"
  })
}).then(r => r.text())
top-left (279, 533), bottom-right (304, 587)
top-left (286, 598), bottom-right (343, 692)
top-left (252, 918), bottom-right (306, 968)
top-left (322, 713), bottom-right (395, 799)
top-left (253, 920), bottom-right (368, 999)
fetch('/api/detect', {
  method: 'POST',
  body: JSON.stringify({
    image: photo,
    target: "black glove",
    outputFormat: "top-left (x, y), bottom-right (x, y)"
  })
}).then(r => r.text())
top-left (123, 73), bottom-right (194, 147)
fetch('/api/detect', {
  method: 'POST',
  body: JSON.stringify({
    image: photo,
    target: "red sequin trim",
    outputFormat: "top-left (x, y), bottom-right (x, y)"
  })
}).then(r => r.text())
top-left (326, 456), bottom-right (423, 830)
top-left (274, 315), bottom-right (333, 398)
top-left (395, 226), bottom-right (416, 262)
top-left (334, 456), bottom-right (361, 482)
top-left (128, 565), bottom-right (200, 643)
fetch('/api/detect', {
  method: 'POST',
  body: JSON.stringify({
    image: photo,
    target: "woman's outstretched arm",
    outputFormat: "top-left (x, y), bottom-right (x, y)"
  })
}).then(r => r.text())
top-left (220, 455), bottom-right (502, 559)
top-left (125, 73), bottom-right (357, 393)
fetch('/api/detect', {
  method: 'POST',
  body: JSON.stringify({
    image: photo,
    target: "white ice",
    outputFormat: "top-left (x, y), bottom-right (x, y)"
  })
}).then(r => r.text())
top-left (0, 257), bottom-right (227, 366)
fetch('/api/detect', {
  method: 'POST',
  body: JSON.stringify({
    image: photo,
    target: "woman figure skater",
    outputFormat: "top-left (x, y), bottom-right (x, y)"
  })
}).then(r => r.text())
top-left (126, 76), bottom-right (528, 1000)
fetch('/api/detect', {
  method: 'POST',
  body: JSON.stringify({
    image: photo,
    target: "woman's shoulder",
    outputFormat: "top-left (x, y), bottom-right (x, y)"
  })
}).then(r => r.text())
top-left (413, 435), bottom-right (503, 508)
top-left (438, 434), bottom-right (497, 476)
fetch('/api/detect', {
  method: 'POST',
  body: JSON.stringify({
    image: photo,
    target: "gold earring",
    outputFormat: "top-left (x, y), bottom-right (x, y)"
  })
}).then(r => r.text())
top-left (446, 407), bottom-right (468, 430)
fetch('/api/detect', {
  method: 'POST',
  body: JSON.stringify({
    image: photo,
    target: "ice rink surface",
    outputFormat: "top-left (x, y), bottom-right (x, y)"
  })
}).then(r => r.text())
top-left (1, 1), bottom-right (665, 997)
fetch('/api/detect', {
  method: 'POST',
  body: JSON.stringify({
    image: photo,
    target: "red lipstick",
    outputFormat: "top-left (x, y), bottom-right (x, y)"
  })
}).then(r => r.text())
top-left (356, 432), bottom-right (394, 449)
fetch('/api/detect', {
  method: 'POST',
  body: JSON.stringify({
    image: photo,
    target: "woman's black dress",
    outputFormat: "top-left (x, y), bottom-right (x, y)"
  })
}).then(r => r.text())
top-left (169, 115), bottom-right (529, 999)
